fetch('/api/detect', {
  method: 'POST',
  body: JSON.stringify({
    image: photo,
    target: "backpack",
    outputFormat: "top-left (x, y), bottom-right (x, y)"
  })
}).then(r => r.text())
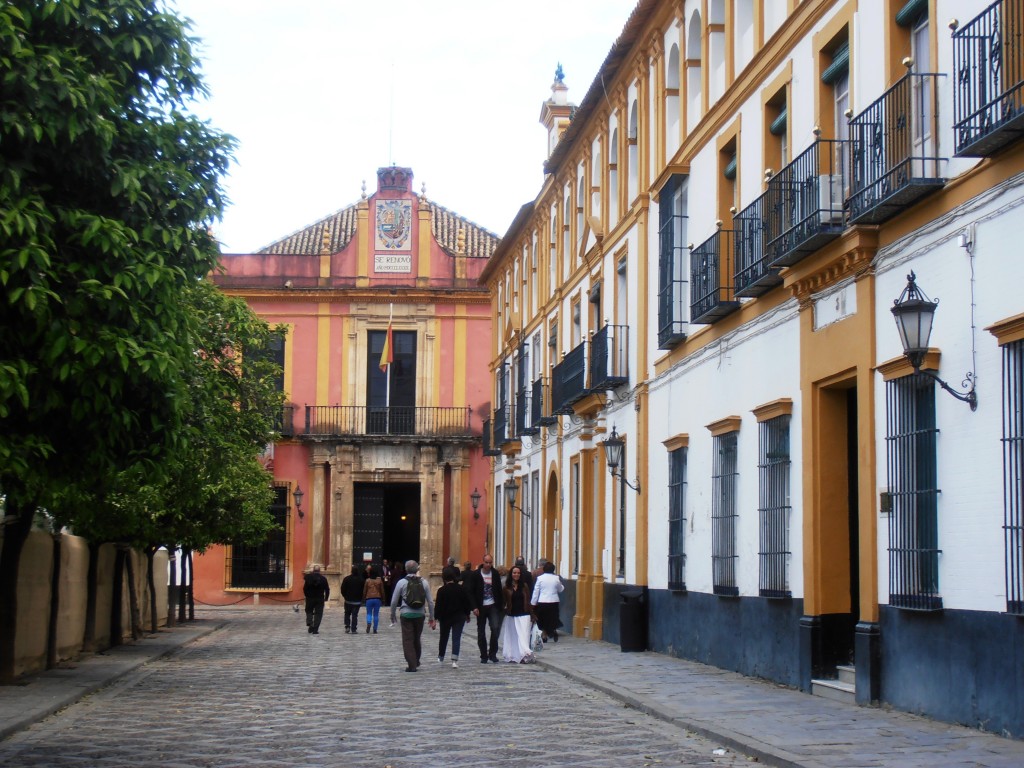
top-left (404, 576), bottom-right (426, 610)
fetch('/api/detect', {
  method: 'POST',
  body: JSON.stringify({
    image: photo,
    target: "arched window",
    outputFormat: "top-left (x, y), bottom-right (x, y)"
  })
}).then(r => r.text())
top-left (686, 11), bottom-right (703, 130)
top-left (628, 100), bottom-right (639, 202)
top-left (666, 43), bottom-right (681, 159)
top-left (608, 123), bottom-right (619, 223)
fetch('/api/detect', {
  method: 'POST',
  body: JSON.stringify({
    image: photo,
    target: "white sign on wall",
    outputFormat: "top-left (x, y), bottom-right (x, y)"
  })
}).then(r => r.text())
top-left (374, 253), bottom-right (412, 273)
top-left (814, 282), bottom-right (857, 330)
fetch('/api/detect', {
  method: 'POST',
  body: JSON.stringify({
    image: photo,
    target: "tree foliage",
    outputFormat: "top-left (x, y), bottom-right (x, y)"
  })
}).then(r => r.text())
top-left (0, 0), bottom-right (235, 505)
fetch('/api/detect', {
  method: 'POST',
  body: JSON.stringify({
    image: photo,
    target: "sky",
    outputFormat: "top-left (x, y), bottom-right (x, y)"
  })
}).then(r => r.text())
top-left (171, 1), bottom-right (634, 253)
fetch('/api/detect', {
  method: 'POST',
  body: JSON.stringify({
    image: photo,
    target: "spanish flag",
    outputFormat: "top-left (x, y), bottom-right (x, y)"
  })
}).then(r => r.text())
top-left (379, 321), bottom-right (393, 373)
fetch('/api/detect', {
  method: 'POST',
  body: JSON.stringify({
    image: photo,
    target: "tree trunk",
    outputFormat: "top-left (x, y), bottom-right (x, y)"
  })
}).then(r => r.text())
top-left (146, 546), bottom-right (158, 635)
top-left (0, 497), bottom-right (33, 684)
top-left (82, 541), bottom-right (100, 652)
top-left (124, 547), bottom-right (142, 640)
top-left (178, 548), bottom-right (188, 624)
top-left (110, 547), bottom-right (125, 648)
top-left (166, 549), bottom-right (177, 628)
top-left (46, 533), bottom-right (62, 669)
top-left (186, 549), bottom-right (195, 621)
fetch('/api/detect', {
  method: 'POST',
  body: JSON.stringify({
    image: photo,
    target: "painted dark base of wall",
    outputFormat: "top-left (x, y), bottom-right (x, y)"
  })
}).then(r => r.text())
top-left (609, 585), bottom-right (805, 687)
top-left (880, 605), bottom-right (1024, 738)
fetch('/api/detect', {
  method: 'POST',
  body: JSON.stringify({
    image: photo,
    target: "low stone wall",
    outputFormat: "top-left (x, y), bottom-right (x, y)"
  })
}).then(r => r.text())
top-left (10, 531), bottom-right (168, 678)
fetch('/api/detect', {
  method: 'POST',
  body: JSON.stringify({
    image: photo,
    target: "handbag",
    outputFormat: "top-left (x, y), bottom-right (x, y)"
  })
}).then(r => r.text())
top-left (531, 623), bottom-right (544, 652)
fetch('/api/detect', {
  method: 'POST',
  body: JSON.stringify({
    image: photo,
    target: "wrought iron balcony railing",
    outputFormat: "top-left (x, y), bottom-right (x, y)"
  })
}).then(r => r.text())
top-left (551, 340), bottom-right (588, 415)
top-left (514, 386), bottom-right (529, 438)
top-left (690, 228), bottom-right (741, 325)
top-left (589, 324), bottom-right (629, 390)
top-left (732, 192), bottom-right (780, 299)
top-left (953, 0), bottom-right (1024, 157)
top-left (482, 417), bottom-right (501, 456)
top-left (273, 405), bottom-right (295, 438)
top-left (534, 377), bottom-right (558, 427)
top-left (766, 138), bottom-right (848, 267)
top-left (303, 405), bottom-right (473, 439)
top-left (492, 403), bottom-right (508, 445)
top-left (848, 71), bottom-right (946, 224)
top-left (658, 212), bottom-right (689, 349)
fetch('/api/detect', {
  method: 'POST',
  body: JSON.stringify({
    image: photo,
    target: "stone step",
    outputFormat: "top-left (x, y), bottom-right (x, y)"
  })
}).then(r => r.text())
top-left (811, 677), bottom-right (856, 705)
top-left (837, 665), bottom-right (856, 686)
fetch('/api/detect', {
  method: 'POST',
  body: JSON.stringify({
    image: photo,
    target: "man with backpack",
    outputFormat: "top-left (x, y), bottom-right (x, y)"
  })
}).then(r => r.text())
top-left (389, 560), bottom-right (435, 672)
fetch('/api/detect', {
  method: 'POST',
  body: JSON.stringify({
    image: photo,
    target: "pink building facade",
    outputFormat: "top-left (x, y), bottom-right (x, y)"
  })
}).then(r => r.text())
top-left (195, 167), bottom-right (496, 603)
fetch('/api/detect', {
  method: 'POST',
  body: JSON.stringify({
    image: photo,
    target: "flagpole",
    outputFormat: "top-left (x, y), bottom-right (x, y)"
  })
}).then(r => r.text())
top-left (385, 303), bottom-right (392, 432)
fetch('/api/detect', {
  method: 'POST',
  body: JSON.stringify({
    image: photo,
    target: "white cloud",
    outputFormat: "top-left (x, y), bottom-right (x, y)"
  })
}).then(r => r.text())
top-left (171, 0), bottom-right (632, 252)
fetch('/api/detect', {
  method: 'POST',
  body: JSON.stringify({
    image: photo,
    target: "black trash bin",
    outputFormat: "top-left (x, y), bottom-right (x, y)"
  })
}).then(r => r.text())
top-left (619, 588), bottom-right (647, 652)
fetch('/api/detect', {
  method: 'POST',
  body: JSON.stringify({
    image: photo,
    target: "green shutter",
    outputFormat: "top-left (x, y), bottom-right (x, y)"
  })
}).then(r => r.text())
top-left (769, 107), bottom-right (788, 136)
top-left (895, 0), bottom-right (928, 27)
top-left (821, 41), bottom-right (850, 85)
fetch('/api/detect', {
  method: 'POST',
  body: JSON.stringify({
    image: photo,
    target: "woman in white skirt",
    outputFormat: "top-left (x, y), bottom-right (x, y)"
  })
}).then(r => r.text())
top-left (501, 564), bottom-right (535, 663)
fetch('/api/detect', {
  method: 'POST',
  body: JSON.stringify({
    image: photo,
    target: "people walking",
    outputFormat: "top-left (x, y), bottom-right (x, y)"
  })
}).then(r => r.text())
top-left (302, 565), bottom-right (330, 635)
top-left (341, 565), bottom-right (364, 634)
top-left (390, 560), bottom-right (435, 672)
top-left (362, 564), bottom-right (385, 633)
top-left (434, 569), bottom-right (472, 668)
top-left (531, 560), bottom-right (564, 642)
top-left (468, 554), bottom-right (503, 663)
top-left (501, 564), bottom-right (535, 663)
top-left (381, 560), bottom-right (393, 604)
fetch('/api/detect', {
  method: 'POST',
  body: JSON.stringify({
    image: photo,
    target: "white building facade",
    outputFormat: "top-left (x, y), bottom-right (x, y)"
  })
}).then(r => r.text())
top-left (482, 0), bottom-right (1024, 736)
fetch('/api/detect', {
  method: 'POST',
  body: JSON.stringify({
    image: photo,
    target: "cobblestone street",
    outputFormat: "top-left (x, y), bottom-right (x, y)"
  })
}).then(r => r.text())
top-left (0, 609), bottom-right (752, 768)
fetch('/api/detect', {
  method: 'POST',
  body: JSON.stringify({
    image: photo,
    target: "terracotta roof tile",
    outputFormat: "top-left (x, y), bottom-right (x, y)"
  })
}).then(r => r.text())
top-left (256, 199), bottom-right (499, 260)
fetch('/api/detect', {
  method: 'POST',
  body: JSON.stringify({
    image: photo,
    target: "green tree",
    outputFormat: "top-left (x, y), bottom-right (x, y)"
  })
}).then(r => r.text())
top-left (0, 0), bottom-right (234, 681)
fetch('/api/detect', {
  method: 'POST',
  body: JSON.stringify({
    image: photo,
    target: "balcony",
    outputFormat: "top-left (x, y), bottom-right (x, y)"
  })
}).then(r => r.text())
top-left (551, 341), bottom-right (588, 414)
top-left (589, 324), bottom-right (629, 390)
top-left (491, 403), bottom-right (508, 445)
top-left (534, 377), bottom-right (558, 427)
top-left (733, 192), bottom-right (780, 298)
top-left (273, 405), bottom-right (295, 438)
top-left (515, 386), bottom-right (529, 437)
top-left (482, 417), bottom-right (501, 456)
top-left (690, 228), bottom-right (741, 325)
top-left (766, 139), bottom-right (848, 267)
top-left (303, 405), bottom-right (473, 440)
top-left (953, 0), bottom-right (1024, 157)
top-left (848, 72), bottom-right (946, 224)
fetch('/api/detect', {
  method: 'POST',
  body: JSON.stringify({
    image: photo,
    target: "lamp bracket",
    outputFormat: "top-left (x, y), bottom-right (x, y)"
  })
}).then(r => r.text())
top-left (612, 466), bottom-right (642, 494)
top-left (916, 366), bottom-right (978, 411)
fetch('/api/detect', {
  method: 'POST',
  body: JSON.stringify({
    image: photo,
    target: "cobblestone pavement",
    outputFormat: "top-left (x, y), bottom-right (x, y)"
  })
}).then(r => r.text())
top-left (0, 608), bottom-right (754, 768)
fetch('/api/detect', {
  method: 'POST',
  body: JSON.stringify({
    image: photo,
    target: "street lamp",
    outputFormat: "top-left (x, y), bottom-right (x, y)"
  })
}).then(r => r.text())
top-left (891, 271), bottom-right (977, 411)
top-left (293, 484), bottom-right (305, 520)
top-left (470, 487), bottom-right (481, 520)
top-left (602, 426), bottom-right (641, 493)
top-left (504, 477), bottom-right (528, 517)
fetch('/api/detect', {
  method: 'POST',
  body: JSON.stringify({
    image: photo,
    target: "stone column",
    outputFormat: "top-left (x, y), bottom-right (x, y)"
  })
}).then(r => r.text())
top-left (332, 445), bottom-right (357, 574)
top-left (309, 446), bottom-right (330, 569)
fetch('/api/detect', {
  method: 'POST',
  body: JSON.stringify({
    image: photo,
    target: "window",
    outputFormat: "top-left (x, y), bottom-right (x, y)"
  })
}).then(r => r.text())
top-left (495, 485), bottom-right (505, 563)
top-left (246, 330), bottom-right (287, 433)
top-left (712, 431), bottom-right (739, 595)
top-left (668, 447), bottom-right (688, 590)
top-left (571, 298), bottom-right (582, 347)
top-left (886, 372), bottom-right (940, 610)
top-left (531, 470), bottom-right (541, 568)
top-left (1002, 340), bottom-right (1024, 614)
top-left (368, 329), bottom-right (416, 434)
top-left (758, 415), bottom-right (792, 598)
top-left (658, 175), bottom-right (689, 348)
top-left (228, 485), bottom-right (289, 588)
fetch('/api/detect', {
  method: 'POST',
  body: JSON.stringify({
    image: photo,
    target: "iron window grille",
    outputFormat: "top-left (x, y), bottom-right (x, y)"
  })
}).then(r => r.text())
top-left (668, 447), bottom-right (688, 591)
top-left (227, 485), bottom-right (290, 589)
top-left (617, 443), bottom-right (628, 577)
top-left (1002, 339), bottom-right (1024, 614)
top-left (758, 415), bottom-right (792, 598)
top-left (712, 432), bottom-right (740, 596)
top-left (572, 461), bottom-right (581, 575)
top-left (886, 372), bottom-right (942, 610)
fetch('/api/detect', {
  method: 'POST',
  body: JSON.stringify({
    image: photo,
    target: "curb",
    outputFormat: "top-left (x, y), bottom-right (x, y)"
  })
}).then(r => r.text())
top-left (536, 652), bottom-right (814, 768)
top-left (0, 621), bottom-right (223, 742)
